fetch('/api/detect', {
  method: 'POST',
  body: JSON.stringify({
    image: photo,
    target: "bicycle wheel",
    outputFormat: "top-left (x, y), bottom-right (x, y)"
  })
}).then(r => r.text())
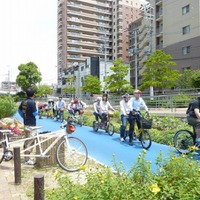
top-left (140, 130), bottom-right (152, 149)
top-left (56, 137), bottom-right (88, 172)
top-left (174, 130), bottom-right (194, 154)
top-left (0, 141), bottom-right (6, 164)
top-left (106, 123), bottom-right (114, 136)
top-left (93, 121), bottom-right (99, 132)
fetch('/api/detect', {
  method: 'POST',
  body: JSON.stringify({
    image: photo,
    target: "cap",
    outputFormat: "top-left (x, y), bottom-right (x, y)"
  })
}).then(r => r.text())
top-left (134, 90), bottom-right (142, 94)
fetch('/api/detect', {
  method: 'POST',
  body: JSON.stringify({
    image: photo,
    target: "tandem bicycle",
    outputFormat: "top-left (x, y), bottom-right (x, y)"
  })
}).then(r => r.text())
top-left (0, 120), bottom-right (88, 172)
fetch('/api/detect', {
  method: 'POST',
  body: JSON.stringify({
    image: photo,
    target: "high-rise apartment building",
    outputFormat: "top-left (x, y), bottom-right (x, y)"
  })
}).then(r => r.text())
top-left (57, 0), bottom-right (141, 88)
top-left (151, 0), bottom-right (200, 72)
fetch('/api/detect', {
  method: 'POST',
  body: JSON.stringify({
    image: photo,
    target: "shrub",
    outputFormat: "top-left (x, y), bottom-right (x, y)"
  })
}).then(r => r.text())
top-left (0, 95), bottom-right (17, 119)
top-left (46, 151), bottom-right (200, 199)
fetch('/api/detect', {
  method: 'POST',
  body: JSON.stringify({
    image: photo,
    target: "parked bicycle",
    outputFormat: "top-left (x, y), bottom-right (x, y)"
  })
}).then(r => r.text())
top-left (92, 112), bottom-right (114, 136)
top-left (124, 112), bottom-right (152, 149)
top-left (174, 125), bottom-right (200, 154)
top-left (0, 121), bottom-right (88, 172)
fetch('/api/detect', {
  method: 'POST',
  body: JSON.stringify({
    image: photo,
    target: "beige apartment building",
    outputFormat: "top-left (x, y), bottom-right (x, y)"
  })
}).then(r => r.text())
top-left (57, 0), bottom-right (141, 88)
top-left (151, 0), bottom-right (200, 72)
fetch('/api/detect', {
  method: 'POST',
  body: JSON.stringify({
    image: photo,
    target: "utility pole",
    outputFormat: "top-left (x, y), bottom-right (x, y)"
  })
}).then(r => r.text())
top-left (134, 30), bottom-right (139, 90)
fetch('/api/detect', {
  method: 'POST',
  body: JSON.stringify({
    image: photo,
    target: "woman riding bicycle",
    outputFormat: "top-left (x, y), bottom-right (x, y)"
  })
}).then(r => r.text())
top-left (129, 90), bottom-right (149, 145)
top-left (93, 97), bottom-right (102, 122)
top-left (99, 93), bottom-right (115, 124)
top-left (119, 93), bottom-right (132, 142)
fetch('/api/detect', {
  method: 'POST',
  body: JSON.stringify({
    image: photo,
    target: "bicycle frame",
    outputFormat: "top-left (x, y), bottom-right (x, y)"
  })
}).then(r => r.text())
top-left (1, 128), bottom-right (68, 158)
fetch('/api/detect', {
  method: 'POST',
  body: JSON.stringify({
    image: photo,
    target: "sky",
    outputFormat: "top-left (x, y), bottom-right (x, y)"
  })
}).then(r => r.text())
top-left (0, 0), bottom-right (57, 85)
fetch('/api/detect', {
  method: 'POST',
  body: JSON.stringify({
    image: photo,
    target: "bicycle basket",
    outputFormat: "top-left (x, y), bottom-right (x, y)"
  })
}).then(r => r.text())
top-left (108, 112), bottom-right (114, 118)
top-left (66, 124), bottom-right (76, 134)
top-left (141, 118), bottom-right (152, 129)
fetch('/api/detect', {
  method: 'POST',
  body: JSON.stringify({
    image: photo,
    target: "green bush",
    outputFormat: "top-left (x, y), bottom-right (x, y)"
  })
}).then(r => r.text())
top-left (0, 95), bottom-right (17, 119)
top-left (46, 151), bottom-right (200, 199)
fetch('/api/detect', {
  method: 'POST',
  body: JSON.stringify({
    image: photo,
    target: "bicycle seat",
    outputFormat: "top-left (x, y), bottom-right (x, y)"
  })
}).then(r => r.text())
top-left (25, 126), bottom-right (42, 130)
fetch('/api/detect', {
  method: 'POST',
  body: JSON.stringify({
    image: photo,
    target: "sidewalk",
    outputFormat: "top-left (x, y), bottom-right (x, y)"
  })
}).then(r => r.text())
top-left (0, 160), bottom-right (30, 200)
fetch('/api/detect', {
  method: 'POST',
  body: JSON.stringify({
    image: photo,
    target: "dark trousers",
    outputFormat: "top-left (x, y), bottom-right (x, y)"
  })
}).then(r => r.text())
top-left (129, 114), bottom-right (141, 141)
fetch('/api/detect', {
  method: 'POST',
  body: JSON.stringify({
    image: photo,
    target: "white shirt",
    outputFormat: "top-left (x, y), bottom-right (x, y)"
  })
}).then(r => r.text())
top-left (55, 100), bottom-right (66, 109)
top-left (99, 100), bottom-right (114, 114)
top-left (130, 97), bottom-right (148, 112)
top-left (120, 99), bottom-right (132, 116)
top-left (93, 101), bottom-right (101, 113)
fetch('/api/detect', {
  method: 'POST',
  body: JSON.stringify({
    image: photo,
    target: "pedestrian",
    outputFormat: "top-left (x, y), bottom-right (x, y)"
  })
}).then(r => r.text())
top-left (128, 90), bottom-right (149, 145)
top-left (18, 88), bottom-right (39, 165)
top-left (119, 93), bottom-right (132, 142)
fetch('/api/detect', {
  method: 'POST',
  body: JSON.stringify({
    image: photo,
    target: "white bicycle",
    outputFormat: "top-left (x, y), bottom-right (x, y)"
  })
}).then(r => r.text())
top-left (0, 121), bottom-right (88, 172)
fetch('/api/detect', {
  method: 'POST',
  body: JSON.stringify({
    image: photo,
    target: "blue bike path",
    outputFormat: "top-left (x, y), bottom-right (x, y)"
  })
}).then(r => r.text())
top-left (14, 113), bottom-right (180, 172)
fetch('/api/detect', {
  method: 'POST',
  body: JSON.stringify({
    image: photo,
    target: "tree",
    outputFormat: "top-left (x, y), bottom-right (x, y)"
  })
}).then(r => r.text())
top-left (62, 75), bottom-right (76, 97)
top-left (16, 62), bottom-right (42, 92)
top-left (191, 70), bottom-right (200, 89)
top-left (36, 84), bottom-right (53, 97)
top-left (140, 50), bottom-right (180, 93)
top-left (104, 58), bottom-right (131, 94)
top-left (176, 69), bottom-right (193, 89)
top-left (81, 75), bottom-right (101, 94)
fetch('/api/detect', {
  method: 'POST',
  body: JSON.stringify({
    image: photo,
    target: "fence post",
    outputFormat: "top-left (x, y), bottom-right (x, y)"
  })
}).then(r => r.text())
top-left (34, 174), bottom-right (44, 200)
top-left (14, 147), bottom-right (21, 184)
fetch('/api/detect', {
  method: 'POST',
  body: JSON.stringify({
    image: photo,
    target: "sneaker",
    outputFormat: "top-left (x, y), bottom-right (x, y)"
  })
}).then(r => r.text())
top-left (120, 137), bottom-right (124, 142)
top-left (129, 140), bottom-right (133, 146)
top-left (25, 159), bottom-right (36, 165)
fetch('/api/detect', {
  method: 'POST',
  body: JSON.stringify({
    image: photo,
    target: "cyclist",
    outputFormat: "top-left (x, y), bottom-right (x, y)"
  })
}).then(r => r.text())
top-left (99, 93), bottom-right (115, 124)
top-left (119, 93), bottom-right (132, 142)
top-left (73, 97), bottom-right (87, 115)
top-left (128, 90), bottom-right (149, 145)
top-left (67, 100), bottom-right (75, 115)
top-left (186, 96), bottom-right (200, 146)
top-left (54, 96), bottom-right (66, 119)
top-left (45, 99), bottom-right (54, 117)
top-left (93, 97), bottom-right (102, 122)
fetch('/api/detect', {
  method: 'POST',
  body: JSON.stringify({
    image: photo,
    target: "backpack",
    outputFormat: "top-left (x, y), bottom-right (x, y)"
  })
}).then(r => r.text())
top-left (186, 102), bottom-right (192, 114)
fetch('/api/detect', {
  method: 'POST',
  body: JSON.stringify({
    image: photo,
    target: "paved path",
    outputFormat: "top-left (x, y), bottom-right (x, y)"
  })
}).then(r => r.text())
top-left (0, 109), bottom-right (189, 199)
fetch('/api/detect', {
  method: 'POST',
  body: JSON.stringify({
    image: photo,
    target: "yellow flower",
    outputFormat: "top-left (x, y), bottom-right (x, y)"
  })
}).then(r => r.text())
top-left (150, 183), bottom-right (161, 194)
top-left (198, 168), bottom-right (200, 173)
top-left (142, 149), bottom-right (147, 154)
top-left (74, 196), bottom-right (78, 200)
top-left (80, 165), bottom-right (87, 170)
top-left (52, 171), bottom-right (58, 178)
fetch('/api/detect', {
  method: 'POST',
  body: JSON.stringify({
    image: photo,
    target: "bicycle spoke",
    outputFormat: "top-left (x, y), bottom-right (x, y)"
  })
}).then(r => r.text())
top-left (140, 130), bottom-right (152, 149)
top-left (174, 130), bottom-right (194, 154)
top-left (56, 137), bottom-right (88, 172)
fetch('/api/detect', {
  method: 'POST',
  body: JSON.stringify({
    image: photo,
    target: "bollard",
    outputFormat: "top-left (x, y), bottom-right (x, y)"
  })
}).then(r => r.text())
top-left (34, 174), bottom-right (44, 200)
top-left (14, 147), bottom-right (21, 184)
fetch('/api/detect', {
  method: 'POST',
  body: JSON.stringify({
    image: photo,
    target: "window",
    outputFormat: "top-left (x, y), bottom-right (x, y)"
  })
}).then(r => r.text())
top-left (182, 46), bottom-right (190, 55)
top-left (182, 5), bottom-right (190, 15)
top-left (182, 25), bottom-right (190, 35)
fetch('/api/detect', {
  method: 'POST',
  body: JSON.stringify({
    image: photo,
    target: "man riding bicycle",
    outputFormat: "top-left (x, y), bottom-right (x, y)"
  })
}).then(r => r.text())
top-left (186, 96), bottom-right (200, 146)
top-left (54, 97), bottom-right (66, 119)
top-left (128, 90), bottom-right (149, 145)
top-left (93, 97), bottom-right (102, 122)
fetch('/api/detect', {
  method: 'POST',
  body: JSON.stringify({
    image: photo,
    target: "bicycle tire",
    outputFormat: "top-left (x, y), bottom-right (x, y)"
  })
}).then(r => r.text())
top-left (56, 137), bottom-right (88, 172)
top-left (93, 121), bottom-right (99, 132)
top-left (106, 123), bottom-right (114, 136)
top-left (0, 141), bottom-right (6, 164)
top-left (140, 130), bottom-right (152, 149)
top-left (174, 130), bottom-right (194, 154)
